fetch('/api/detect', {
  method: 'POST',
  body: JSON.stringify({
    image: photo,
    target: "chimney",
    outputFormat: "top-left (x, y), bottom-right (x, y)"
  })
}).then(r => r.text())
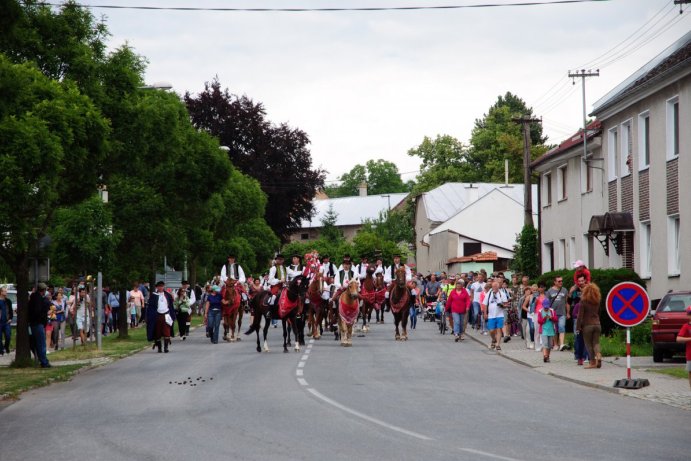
top-left (358, 181), bottom-right (368, 197)
top-left (465, 183), bottom-right (479, 202)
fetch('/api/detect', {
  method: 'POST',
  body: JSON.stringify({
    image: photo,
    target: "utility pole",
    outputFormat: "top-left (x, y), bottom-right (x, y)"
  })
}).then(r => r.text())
top-left (569, 69), bottom-right (600, 160)
top-left (512, 115), bottom-right (542, 227)
top-left (674, 1), bottom-right (690, 14)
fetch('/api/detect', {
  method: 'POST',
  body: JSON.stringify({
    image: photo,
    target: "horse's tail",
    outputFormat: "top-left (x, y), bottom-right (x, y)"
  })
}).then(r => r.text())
top-left (244, 296), bottom-right (262, 335)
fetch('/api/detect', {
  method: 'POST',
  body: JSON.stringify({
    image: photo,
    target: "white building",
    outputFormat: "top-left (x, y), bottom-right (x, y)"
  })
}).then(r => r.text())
top-left (413, 182), bottom-right (537, 274)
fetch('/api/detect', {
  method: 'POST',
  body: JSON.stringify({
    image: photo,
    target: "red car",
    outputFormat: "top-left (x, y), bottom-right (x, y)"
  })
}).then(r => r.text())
top-left (651, 290), bottom-right (691, 362)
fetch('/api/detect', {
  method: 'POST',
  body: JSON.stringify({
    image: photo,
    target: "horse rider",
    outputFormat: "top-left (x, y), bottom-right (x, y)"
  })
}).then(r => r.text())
top-left (287, 253), bottom-right (303, 283)
top-left (372, 253), bottom-right (385, 276)
top-left (269, 254), bottom-right (287, 286)
top-left (320, 254), bottom-right (338, 280)
top-left (356, 253), bottom-right (369, 281)
top-left (384, 253), bottom-right (412, 284)
top-left (221, 253), bottom-right (246, 284)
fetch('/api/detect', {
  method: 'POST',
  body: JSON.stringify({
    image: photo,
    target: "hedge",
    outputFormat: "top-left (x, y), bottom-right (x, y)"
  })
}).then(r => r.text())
top-left (533, 268), bottom-right (646, 335)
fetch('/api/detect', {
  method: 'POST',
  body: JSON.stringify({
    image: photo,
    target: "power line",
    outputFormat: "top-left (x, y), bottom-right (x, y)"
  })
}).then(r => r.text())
top-left (36, 0), bottom-right (614, 12)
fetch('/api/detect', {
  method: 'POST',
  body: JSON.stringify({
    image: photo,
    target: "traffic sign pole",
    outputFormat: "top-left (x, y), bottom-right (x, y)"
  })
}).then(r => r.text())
top-left (606, 282), bottom-right (651, 390)
top-left (626, 328), bottom-right (631, 380)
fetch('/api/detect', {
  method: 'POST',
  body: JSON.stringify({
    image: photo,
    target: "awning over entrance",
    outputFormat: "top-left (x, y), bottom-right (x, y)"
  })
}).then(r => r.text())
top-left (588, 212), bottom-right (634, 256)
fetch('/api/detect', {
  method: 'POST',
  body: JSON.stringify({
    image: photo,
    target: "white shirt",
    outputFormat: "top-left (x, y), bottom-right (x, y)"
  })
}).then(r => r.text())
top-left (287, 264), bottom-right (303, 282)
top-left (384, 264), bottom-right (412, 284)
top-left (321, 281), bottom-right (336, 300)
top-left (269, 265), bottom-right (287, 285)
top-left (221, 262), bottom-right (246, 284)
top-left (155, 292), bottom-right (169, 314)
top-left (356, 263), bottom-right (369, 280)
top-left (320, 262), bottom-right (338, 278)
top-left (470, 281), bottom-right (486, 304)
top-left (483, 289), bottom-right (508, 319)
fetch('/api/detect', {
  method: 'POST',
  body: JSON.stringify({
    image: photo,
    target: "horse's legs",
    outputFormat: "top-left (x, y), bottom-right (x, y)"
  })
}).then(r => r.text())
top-left (230, 311), bottom-right (237, 341)
top-left (394, 312), bottom-right (401, 340)
top-left (339, 318), bottom-right (347, 346)
top-left (236, 309), bottom-right (243, 341)
top-left (291, 316), bottom-right (301, 352)
top-left (282, 319), bottom-right (289, 353)
top-left (402, 312), bottom-right (409, 341)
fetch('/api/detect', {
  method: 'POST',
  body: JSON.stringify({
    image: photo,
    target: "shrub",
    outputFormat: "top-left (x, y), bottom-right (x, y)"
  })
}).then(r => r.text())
top-left (533, 268), bottom-right (646, 335)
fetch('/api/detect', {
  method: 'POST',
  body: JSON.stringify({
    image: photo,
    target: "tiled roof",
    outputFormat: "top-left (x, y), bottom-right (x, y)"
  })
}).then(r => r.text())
top-left (448, 251), bottom-right (498, 264)
top-left (532, 120), bottom-right (602, 168)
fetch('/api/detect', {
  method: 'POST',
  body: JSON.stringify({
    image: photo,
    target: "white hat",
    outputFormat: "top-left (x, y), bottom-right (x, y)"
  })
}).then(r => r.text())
top-left (573, 260), bottom-right (585, 268)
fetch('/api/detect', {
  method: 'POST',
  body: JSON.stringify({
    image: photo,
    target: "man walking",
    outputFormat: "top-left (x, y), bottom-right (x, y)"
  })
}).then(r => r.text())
top-left (28, 283), bottom-right (51, 368)
top-left (146, 281), bottom-right (175, 353)
top-left (547, 276), bottom-right (569, 351)
top-left (482, 281), bottom-right (508, 351)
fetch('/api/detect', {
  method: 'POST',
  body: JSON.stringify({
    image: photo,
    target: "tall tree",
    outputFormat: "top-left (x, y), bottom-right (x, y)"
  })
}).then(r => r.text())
top-left (0, 56), bottom-right (109, 364)
top-left (184, 78), bottom-right (325, 239)
top-left (407, 135), bottom-right (470, 196)
top-left (325, 159), bottom-right (408, 198)
top-left (467, 92), bottom-right (547, 183)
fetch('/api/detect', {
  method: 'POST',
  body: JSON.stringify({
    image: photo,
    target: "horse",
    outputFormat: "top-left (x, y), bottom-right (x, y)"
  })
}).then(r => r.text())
top-left (245, 275), bottom-right (307, 353)
top-left (388, 266), bottom-right (411, 341)
top-left (306, 272), bottom-right (327, 340)
top-left (221, 281), bottom-right (243, 342)
top-left (359, 267), bottom-right (378, 333)
top-left (338, 280), bottom-right (360, 347)
top-left (374, 272), bottom-right (387, 324)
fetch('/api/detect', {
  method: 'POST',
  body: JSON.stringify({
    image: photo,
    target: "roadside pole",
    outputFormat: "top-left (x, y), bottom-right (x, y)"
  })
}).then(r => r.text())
top-left (96, 272), bottom-right (103, 351)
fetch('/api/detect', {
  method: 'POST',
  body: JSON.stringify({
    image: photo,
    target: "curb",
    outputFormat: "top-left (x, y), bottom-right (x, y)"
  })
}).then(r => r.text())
top-left (465, 332), bottom-right (623, 395)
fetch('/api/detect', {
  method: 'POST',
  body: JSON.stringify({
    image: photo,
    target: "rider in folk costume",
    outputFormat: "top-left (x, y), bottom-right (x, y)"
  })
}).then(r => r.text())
top-left (146, 281), bottom-right (176, 353)
top-left (356, 253), bottom-right (369, 281)
top-left (372, 254), bottom-right (385, 276)
top-left (384, 253), bottom-right (412, 284)
top-left (269, 254), bottom-right (288, 286)
top-left (320, 254), bottom-right (338, 281)
top-left (302, 251), bottom-right (322, 281)
top-left (221, 253), bottom-right (246, 284)
top-left (338, 257), bottom-right (358, 289)
top-left (287, 253), bottom-right (303, 282)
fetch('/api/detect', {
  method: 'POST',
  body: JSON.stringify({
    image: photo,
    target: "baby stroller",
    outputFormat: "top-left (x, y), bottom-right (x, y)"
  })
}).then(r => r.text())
top-left (434, 301), bottom-right (447, 334)
top-left (423, 301), bottom-right (436, 322)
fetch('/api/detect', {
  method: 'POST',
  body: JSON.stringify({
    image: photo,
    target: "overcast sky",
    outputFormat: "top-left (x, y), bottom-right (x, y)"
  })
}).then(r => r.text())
top-left (81, 0), bottom-right (690, 182)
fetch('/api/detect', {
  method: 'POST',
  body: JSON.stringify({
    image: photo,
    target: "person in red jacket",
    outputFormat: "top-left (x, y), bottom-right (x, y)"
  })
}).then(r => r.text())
top-left (446, 279), bottom-right (471, 342)
top-left (676, 306), bottom-right (691, 389)
top-left (572, 260), bottom-right (591, 284)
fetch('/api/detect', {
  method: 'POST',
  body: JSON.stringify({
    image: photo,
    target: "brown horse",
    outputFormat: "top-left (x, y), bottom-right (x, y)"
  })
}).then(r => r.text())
top-left (338, 280), bottom-right (360, 346)
top-left (374, 272), bottom-right (386, 323)
top-left (359, 267), bottom-right (377, 333)
top-left (221, 281), bottom-right (242, 342)
top-left (388, 266), bottom-right (410, 341)
top-left (306, 272), bottom-right (326, 339)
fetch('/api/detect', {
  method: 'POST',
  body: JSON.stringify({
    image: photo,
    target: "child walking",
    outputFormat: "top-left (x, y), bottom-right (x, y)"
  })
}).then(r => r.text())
top-left (129, 298), bottom-right (137, 328)
top-left (538, 298), bottom-right (556, 363)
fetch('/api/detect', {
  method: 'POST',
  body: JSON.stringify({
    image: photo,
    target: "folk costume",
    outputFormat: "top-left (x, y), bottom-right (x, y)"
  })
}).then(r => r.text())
top-left (221, 257), bottom-right (246, 284)
top-left (146, 284), bottom-right (176, 353)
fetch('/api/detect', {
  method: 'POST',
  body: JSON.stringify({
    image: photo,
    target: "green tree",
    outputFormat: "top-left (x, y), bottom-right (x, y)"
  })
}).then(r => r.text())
top-left (407, 135), bottom-right (471, 196)
top-left (466, 92), bottom-right (547, 183)
top-left (320, 204), bottom-right (344, 242)
top-left (361, 209), bottom-right (413, 246)
top-left (50, 195), bottom-right (121, 276)
top-left (510, 224), bottom-right (539, 279)
top-left (326, 159), bottom-right (408, 198)
top-left (0, 56), bottom-right (109, 365)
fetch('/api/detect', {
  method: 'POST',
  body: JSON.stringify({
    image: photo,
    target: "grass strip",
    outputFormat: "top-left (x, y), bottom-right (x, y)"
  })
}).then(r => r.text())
top-left (648, 367), bottom-right (688, 380)
top-left (0, 364), bottom-right (85, 400)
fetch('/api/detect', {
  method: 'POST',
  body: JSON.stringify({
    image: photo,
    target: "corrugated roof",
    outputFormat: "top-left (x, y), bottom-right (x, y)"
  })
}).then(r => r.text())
top-left (422, 182), bottom-right (538, 223)
top-left (301, 193), bottom-right (408, 228)
top-left (532, 120), bottom-right (602, 168)
top-left (592, 30), bottom-right (691, 115)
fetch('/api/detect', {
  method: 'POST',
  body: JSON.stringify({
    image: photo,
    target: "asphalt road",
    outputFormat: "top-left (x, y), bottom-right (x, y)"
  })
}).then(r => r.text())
top-left (1, 317), bottom-right (688, 461)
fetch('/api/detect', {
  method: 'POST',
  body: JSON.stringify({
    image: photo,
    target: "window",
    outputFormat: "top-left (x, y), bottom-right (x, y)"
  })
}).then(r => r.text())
top-left (544, 242), bottom-right (554, 272)
top-left (569, 236), bottom-right (576, 268)
top-left (667, 96), bottom-right (680, 159)
top-left (557, 165), bottom-right (567, 201)
top-left (463, 242), bottom-right (481, 256)
top-left (301, 233), bottom-right (309, 240)
top-left (608, 127), bottom-right (618, 181)
top-left (543, 172), bottom-right (552, 206)
top-left (621, 120), bottom-right (632, 175)
top-left (559, 239), bottom-right (567, 269)
top-left (639, 221), bottom-right (651, 278)
top-left (638, 111), bottom-right (650, 169)
top-left (581, 158), bottom-right (592, 193)
top-left (668, 215), bottom-right (680, 275)
top-left (584, 234), bottom-right (594, 268)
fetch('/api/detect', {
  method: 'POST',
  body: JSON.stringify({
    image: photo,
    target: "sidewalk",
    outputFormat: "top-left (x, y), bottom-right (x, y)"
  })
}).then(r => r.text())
top-left (464, 326), bottom-right (691, 411)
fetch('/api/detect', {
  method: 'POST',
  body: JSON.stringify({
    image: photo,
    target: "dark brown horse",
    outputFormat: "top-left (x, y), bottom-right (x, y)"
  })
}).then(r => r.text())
top-left (245, 275), bottom-right (307, 353)
top-left (388, 266), bottom-right (410, 341)
top-left (359, 267), bottom-right (378, 333)
top-left (306, 272), bottom-right (326, 340)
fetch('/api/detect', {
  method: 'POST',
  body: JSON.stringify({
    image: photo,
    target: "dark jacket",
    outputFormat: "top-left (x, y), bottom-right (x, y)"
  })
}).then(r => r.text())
top-left (576, 300), bottom-right (601, 331)
top-left (28, 291), bottom-right (50, 326)
top-left (146, 291), bottom-right (175, 341)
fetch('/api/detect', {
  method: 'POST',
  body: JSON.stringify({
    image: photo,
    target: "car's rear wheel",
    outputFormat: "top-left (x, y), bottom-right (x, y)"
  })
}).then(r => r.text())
top-left (652, 347), bottom-right (664, 363)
